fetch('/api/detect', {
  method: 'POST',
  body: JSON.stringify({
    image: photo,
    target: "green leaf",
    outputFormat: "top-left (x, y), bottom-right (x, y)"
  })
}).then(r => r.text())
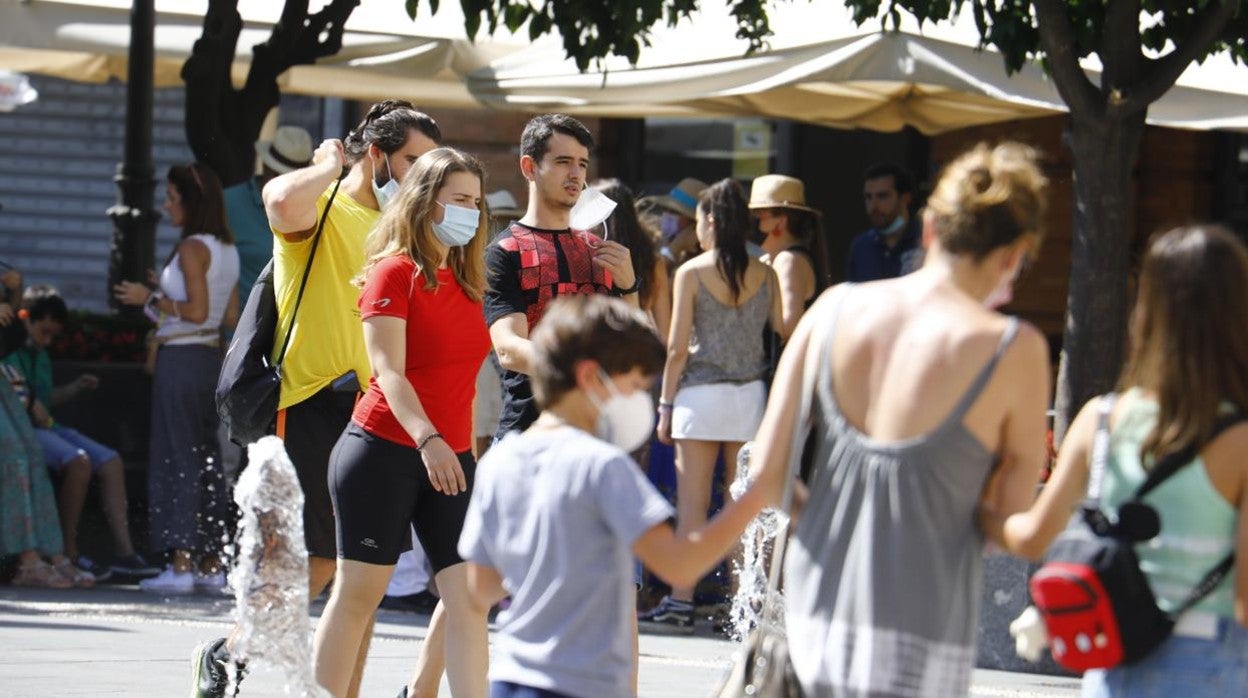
top-left (528, 10), bottom-right (552, 41)
top-left (503, 3), bottom-right (531, 33)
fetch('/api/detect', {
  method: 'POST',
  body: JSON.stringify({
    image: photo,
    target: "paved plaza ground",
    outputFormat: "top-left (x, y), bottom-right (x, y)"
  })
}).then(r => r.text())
top-left (1, 584), bottom-right (1083, 697)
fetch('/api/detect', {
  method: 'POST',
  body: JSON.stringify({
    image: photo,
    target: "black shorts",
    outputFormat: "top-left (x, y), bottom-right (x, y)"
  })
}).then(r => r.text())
top-left (277, 387), bottom-right (358, 559)
top-left (328, 422), bottom-right (476, 571)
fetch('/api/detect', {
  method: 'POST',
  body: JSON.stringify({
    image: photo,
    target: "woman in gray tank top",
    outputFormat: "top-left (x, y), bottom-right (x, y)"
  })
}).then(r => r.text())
top-left (643, 179), bottom-right (786, 632)
top-left (746, 143), bottom-right (1052, 697)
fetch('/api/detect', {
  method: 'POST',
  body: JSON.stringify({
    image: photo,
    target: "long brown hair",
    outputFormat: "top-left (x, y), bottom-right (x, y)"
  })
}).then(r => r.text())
top-left (168, 162), bottom-right (233, 244)
top-left (355, 148), bottom-right (489, 302)
top-left (698, 179), bottom-right (751, 304)
top-left (593, 179), bottom-right (658, 309)
top-left (1119, 224), bottom-right (1248, 462)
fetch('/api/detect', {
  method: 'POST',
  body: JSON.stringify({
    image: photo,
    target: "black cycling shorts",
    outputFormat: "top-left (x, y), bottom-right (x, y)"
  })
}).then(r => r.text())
top-left (277, 387), bottom-right (358, 559)
top-left (328, 422), bottom-right (476, 572)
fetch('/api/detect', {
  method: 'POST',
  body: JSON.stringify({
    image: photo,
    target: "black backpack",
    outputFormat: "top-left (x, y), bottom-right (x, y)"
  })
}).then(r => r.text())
top-left (1029, 394), bottom-right (1237, 671)
top-left (216, 181), bottom-right (339, 445)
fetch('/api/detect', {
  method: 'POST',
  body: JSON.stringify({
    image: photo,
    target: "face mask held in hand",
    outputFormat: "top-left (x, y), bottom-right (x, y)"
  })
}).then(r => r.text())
top-left (569, 187), bottom-right (618, 234)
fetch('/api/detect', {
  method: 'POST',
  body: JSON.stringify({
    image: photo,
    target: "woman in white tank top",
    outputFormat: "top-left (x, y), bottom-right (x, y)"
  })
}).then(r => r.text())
top-left (114, 162), bottom-right (240, 594)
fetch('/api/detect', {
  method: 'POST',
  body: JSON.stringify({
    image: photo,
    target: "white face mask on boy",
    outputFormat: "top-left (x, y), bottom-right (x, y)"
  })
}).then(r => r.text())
top-left (588, 369), bottom-right (654, 453)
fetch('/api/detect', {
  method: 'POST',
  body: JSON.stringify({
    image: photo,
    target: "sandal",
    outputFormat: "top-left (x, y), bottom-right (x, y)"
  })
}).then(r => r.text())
top-left (52, 558), bottom-right (95, 588)
top-left (12, 559), bottom-right (73, 589)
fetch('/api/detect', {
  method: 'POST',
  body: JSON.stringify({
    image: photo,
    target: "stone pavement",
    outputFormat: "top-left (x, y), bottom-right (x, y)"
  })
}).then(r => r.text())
top-left (0, 585), bottom-right (1081, 697)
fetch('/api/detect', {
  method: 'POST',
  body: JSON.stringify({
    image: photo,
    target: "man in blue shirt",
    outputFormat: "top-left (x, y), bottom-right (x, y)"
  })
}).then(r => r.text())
top-left (847, 162), bottom-right (923, 282)
top-left (223, 125), bottom-right (313, 301)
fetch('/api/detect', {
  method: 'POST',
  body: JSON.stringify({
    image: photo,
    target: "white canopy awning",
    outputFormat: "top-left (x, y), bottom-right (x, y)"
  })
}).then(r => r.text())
top-left (0, 0), bottom-right (529, 107)
top-left (466, 4), bottom-right (1248, 134)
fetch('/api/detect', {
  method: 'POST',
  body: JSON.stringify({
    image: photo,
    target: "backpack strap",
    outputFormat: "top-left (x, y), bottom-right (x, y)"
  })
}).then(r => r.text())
top-left (1171, 554), bottom-right (1234, 619)
top-left (1124, 407), bottom-right (1243, 618)
top-left (1083, 393), bottom-right (1118, 505)
top-left (1133, 412), bottom-right (1246, 500)
top-left (274, 179), bottom-right (340, 368)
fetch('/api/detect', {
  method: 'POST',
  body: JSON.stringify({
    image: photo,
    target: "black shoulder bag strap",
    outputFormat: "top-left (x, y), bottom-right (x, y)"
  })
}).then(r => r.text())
top-left (274, 179), bottom-right (340, 369)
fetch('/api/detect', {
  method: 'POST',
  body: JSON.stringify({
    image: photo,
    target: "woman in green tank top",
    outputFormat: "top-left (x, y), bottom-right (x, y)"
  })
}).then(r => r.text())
top-left (988, 225), bottom-right (1248, 696)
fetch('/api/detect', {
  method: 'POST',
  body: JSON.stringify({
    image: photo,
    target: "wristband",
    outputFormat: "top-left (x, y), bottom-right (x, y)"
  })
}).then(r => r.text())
top-left (614, 276), bottom-right (641, 295)
top-left (416, 432), bottom-right (444, 452)
top-left (143, 289), bottom-right (163, 322)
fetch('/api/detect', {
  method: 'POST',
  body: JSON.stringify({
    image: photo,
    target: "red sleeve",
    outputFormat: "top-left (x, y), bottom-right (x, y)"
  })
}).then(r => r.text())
top-left (358, 255), bottom-right (414, 321)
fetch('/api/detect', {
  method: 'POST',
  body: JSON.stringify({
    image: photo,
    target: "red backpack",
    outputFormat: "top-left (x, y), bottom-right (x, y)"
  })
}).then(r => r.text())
top-left (1029, 395), bottom-right (1236, 672)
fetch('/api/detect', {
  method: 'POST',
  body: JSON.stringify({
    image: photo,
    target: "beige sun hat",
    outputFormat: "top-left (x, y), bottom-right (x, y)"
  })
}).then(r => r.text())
top-left (748, 174), bottom-right (819, 214)
top-left (255, 125), bottom-right (313, 174)
top-left (642, 177), bottom-right (708, 219)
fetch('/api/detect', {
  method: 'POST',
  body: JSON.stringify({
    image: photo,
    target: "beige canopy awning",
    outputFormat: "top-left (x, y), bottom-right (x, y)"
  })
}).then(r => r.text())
top-left (0, 0), bottom-right (528, 107)
top-left (466, 4), bottom-right (1248, 134)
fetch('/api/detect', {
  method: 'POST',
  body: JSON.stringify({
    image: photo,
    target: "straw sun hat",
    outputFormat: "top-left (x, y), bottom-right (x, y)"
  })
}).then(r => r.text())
top-left (255, 125), bottom-right (314, 174)
top-left (643, 178), bottom-right (708, 219)
top-left (748, 174), bottom-right (819, 214)
top-left (486, 190), bottom-right (524, 219)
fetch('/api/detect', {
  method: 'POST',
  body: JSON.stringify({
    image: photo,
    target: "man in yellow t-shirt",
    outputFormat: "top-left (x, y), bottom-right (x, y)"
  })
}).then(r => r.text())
top-left (190, 100), bottom-right (439, 698)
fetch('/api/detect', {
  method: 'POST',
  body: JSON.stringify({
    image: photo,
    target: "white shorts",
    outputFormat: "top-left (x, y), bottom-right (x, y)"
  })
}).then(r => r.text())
top-left (671, 380), bottom-right (766, 442)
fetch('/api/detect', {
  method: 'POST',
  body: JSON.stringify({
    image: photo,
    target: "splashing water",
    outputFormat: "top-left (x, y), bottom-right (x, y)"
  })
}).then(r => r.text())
top-left (727, 441), bottom-right (789, 642)
top-left (230, 436), bottom-right (328, 698)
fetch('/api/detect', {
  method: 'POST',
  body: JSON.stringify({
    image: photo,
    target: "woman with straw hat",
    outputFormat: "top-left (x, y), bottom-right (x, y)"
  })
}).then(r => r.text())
top-left (749, 174), bottom-right (829, 343)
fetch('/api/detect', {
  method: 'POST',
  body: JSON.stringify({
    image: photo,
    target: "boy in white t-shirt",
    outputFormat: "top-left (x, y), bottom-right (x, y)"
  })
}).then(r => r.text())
top-left (458, 295), bottom-right (767, 698)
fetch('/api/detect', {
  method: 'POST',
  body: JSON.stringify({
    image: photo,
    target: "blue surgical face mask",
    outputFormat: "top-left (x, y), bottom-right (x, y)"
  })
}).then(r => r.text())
top-left (433, 201), bottom-right (480, 247)
top-left (372, 154), bottom-right (399, 211)
top-left (660, 212), bottom-right (683, 238)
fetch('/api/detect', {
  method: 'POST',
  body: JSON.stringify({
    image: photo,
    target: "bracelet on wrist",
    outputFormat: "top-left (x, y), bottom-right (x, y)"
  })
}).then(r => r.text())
top-left (614, 276), bottom-right (641, 296)
top-left (658, 401), bottom-right (673, 411)
top-left (416, 432), bottom-right (444, 452)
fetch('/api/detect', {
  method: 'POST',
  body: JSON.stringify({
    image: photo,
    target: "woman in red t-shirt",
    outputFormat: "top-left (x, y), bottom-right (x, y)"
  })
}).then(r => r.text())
top-left (313, 147), bottom-right (492, 698)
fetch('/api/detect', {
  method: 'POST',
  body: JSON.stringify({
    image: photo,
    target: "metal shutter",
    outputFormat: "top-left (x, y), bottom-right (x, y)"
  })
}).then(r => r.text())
top-left (0, 75), bottom-right (190, 312)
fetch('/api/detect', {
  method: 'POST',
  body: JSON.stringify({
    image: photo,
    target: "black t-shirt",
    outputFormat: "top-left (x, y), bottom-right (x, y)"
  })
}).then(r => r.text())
top-left (484, 222), bottom-right (616, 439)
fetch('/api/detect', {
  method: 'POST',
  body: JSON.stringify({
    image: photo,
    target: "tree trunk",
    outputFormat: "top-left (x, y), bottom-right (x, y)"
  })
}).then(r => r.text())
top-left (1052, 110), bottom-right (1147, 440)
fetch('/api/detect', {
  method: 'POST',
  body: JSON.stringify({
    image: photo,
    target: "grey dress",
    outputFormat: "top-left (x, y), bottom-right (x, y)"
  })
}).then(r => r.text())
top-left (785, 288), bottom-right (1019, 697)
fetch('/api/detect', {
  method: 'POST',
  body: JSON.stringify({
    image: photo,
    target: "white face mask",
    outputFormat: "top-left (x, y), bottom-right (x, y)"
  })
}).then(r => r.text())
top-left (433, 202), bottom-right (480, 247)
top-left (372, 153), bottom-right (399, 211)
top-left (588, 370), bottom-right (654, 453)
top-left (569, 187), bottom-right (618, 233)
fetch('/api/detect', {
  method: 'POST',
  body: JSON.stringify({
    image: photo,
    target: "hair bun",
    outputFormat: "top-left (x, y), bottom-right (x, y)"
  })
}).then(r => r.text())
top-left (927, 142), bottom-right (1048, 259)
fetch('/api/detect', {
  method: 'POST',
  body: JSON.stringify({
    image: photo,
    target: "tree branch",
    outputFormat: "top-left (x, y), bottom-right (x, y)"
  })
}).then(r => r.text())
top-left (233, 0), bottom-right (360, 174)
top-left (182, 0), bottom-right (247, 185)
top-left (1123, 0), bottom-right (1237, 113)
top-left (1032, 0), bottom-right (1102, 116)
top-left (1099, 0), bottom-right (1142, 92)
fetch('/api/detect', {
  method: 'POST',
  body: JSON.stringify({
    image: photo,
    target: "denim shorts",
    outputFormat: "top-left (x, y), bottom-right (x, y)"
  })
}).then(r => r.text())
top-left (37, 426), bottom-right (119, 472)
top-left (1082, 615), bottom-right (1248, 697)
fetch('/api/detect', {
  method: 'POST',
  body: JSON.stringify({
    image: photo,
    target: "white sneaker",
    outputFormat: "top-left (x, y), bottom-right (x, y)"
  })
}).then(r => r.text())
top-left (138, 566), bottom-right (194, 594)
top-left (194, 570), bottom-right (227, 593)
